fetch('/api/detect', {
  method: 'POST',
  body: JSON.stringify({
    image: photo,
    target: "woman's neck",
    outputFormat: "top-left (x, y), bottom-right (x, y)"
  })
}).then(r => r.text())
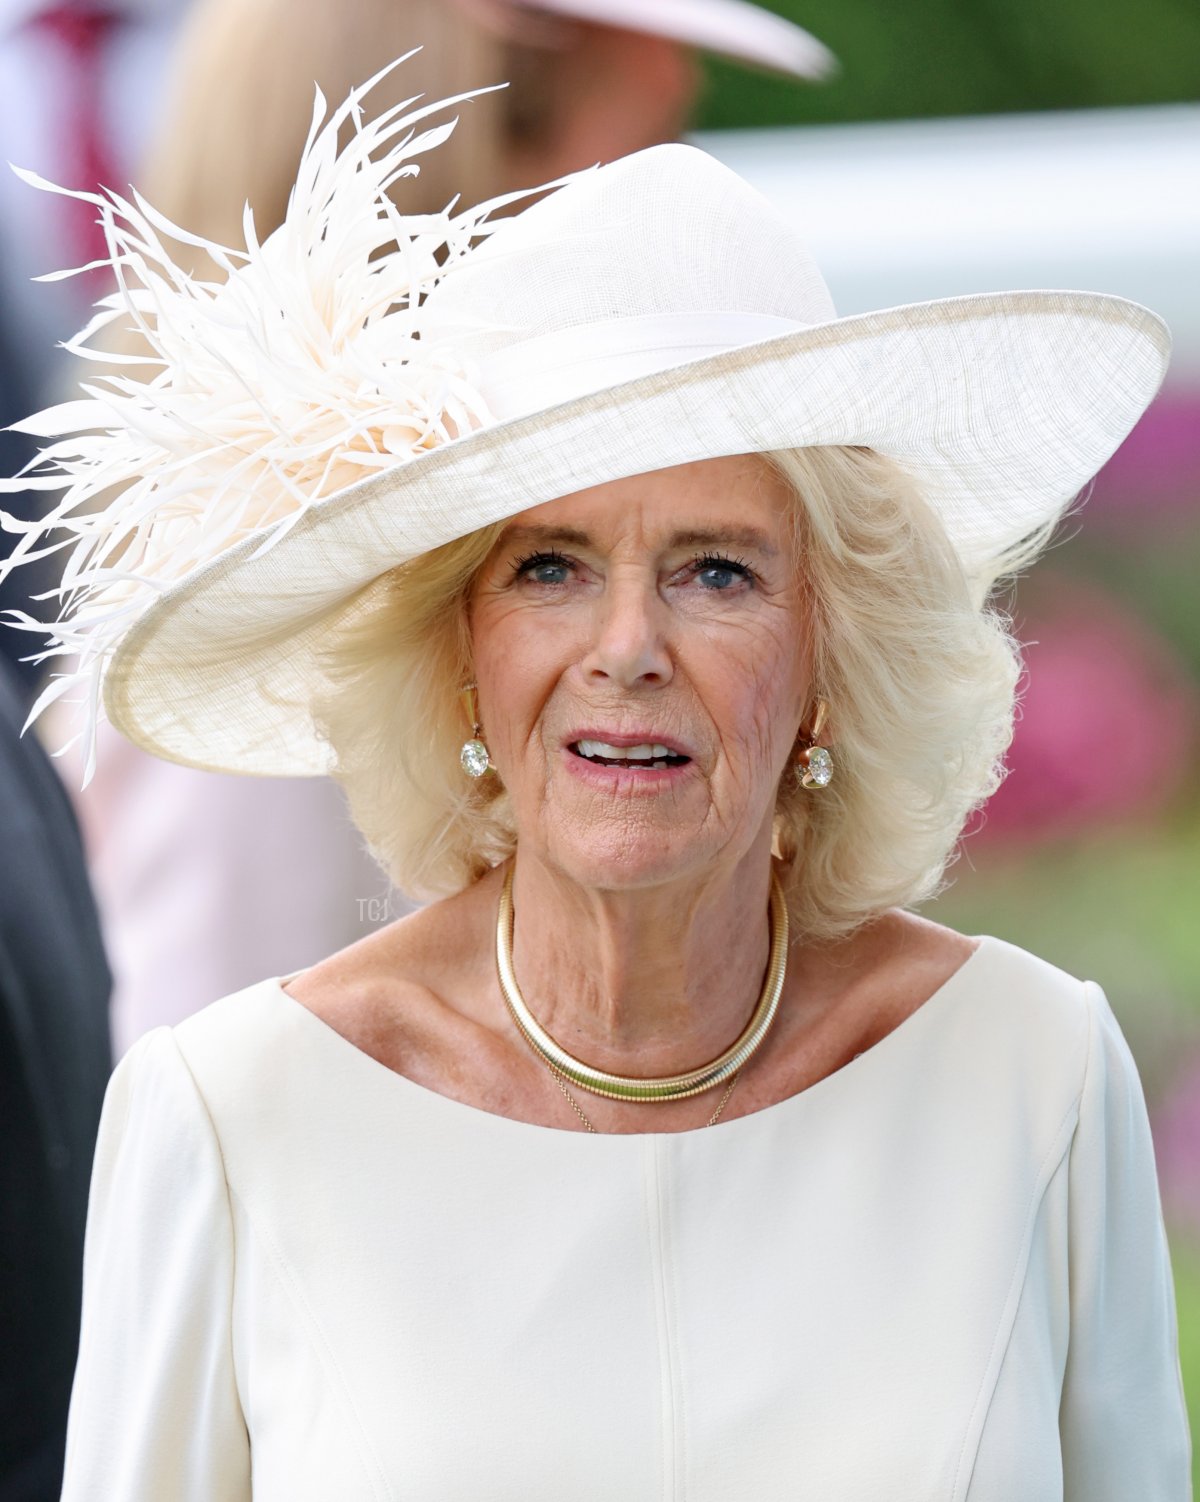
top-left (506, 845), bottom-right (779, 1077)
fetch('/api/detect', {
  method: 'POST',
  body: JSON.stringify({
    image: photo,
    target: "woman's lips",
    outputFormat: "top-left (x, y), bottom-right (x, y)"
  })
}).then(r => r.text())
top-left (561, 739), bottom-right (696, 791)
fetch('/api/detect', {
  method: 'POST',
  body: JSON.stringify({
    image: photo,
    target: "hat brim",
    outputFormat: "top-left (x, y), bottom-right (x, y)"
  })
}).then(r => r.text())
top-left (522, 0), bottom-right (837, 80)
top-left (104, 289), bottom-right (1168, 776)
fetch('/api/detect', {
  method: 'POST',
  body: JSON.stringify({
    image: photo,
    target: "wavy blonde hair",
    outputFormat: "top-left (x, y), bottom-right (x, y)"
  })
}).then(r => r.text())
top-left (313, 447), bottom-right (1042, 940)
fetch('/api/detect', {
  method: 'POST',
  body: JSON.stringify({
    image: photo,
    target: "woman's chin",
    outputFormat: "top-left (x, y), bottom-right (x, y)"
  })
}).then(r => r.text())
top-left (531, 829), bottom-right (720, 895)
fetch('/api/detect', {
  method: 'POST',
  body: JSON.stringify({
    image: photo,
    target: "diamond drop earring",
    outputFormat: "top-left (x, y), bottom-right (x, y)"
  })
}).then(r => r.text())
top-left (794, 698), bottom-right (834, 789)
top-left (459, 683), bottom-right (492, 778)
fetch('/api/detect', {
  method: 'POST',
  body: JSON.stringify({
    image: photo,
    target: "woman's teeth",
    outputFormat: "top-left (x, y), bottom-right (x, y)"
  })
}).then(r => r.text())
top-left (573, 740), bottom-right (687, 768)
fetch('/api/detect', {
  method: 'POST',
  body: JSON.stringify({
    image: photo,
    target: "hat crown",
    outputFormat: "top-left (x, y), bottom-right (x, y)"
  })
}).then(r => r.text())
top-left (425, 143), bottom-right (838, 355)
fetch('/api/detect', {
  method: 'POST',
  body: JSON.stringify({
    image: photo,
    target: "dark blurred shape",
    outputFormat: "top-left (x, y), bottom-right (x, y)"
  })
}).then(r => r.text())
top-left (0, 657), bottom-right (111, 1501)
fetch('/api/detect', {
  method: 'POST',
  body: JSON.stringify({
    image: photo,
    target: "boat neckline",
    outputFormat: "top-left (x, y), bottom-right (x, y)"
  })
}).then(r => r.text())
top-left (262, 934), bottom-right (998, 1143)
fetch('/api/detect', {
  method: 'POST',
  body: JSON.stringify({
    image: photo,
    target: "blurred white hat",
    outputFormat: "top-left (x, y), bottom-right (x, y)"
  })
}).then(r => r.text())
top-left (513, 0), bottom-right (836, 80)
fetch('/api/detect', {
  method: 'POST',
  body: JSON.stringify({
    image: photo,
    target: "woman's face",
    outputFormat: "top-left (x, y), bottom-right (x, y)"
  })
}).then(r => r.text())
top-left (469, 454), bottom-right (814, 891)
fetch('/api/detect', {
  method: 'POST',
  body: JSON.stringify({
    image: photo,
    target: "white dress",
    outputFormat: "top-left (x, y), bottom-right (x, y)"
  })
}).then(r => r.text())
top-left (60, 936), bottom-right (1192, 1500)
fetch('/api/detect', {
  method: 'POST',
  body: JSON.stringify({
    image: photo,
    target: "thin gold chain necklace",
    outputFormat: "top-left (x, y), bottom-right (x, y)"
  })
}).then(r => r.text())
top-left (495, 865), bottom-right (789, 1112)
top-left (542, 1058), bottom-right (743, 1133)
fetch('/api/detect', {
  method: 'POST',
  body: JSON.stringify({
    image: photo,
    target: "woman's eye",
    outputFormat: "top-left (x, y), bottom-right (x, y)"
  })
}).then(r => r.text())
top-left (692, 554), bottom-right (754, 591)
top-left (512, 550), bottom-right (572, 586)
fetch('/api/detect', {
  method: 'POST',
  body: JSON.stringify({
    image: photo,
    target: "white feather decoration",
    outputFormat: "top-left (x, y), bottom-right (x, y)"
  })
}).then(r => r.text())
top-left (0, 52), bottom-right (566, 780)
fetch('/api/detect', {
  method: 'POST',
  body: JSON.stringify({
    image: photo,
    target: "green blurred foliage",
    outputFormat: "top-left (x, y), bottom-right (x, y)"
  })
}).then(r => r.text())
top-left (1068, 534), bottom-right (1200, 685)
top-left (1172, 1238), bottom-right (1200, 1491)
top-left (932, 805), bottom-right (1200, 1086)
top-left (697, 0), bottom-right (1200, 128)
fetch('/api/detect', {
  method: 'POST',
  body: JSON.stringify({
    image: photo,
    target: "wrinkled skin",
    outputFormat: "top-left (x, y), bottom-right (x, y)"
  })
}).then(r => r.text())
top-left (289, 455), bottom-right (976, 1134)
top-left (469, 453), bottom-right (814, 897)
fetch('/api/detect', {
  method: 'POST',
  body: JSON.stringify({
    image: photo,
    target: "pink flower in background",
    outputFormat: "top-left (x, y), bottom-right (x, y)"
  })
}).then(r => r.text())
top-left (979, 578), bottom-right (1200, 841)
top-left (1087, 387), bottom-right (1200, 532)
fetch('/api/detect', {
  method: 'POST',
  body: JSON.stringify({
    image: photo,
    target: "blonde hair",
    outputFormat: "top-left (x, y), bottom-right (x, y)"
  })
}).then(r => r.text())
top-left (312, 447), bottom-right (1042, 941)
top-left (136, 0), bottom-right (577, 276)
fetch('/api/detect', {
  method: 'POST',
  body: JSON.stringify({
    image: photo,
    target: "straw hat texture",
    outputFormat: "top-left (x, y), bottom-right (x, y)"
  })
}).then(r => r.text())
top-left (0, 62), bottom-right (1169, 778)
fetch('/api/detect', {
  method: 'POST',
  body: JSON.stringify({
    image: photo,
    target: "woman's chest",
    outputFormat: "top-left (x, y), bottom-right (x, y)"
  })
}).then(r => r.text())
top-left (228, 1101), bottom-right (1076, 1502)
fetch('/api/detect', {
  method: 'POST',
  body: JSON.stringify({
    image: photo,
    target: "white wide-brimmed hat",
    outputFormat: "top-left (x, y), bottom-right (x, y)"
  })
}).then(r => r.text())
top-left (0, 63), bottom-right (1169, 779)
top-left (512, 0), bottom-right (835, 79)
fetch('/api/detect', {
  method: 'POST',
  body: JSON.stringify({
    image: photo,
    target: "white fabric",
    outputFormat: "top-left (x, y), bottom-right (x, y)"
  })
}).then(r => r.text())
top-left (61, 936), bottom-right (1191, 1499)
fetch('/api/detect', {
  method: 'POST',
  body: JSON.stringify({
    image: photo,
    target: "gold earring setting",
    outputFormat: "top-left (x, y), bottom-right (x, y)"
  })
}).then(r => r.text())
top-left (795, 698), bottom-right (834, 789)
top-left (460, 683), bottom-right (492, 779)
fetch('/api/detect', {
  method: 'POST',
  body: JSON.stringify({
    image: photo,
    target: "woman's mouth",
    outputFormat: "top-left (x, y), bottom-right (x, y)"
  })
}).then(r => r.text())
top-left (569, 739), bottom-right (691, 771)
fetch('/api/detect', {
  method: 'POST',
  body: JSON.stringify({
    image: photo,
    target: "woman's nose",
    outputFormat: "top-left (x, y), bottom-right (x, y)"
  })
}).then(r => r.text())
top-left (580, 576), bottom-right (673, 688)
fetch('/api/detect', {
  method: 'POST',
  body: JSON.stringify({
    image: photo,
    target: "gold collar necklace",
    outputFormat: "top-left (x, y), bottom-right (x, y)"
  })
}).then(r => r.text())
top-left (495, 865), bottom-right (789, 1104)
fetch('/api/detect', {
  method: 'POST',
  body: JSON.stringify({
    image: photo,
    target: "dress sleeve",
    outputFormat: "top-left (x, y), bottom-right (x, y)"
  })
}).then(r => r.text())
top-left (1059, 982), bottom-right (1192, 1500)
top-left (60, 1027), bottom-right (251, 1501)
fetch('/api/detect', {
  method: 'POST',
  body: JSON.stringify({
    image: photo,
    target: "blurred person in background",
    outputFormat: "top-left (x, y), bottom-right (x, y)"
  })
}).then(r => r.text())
top-left (0, 657), bottom-right (110, 1502)
top-left (0, 10), bottom-right (181, 1494)
top-left (68, 0), bottom-right (832, 1057)
top-left (0, 0), bottom-right (191, 698)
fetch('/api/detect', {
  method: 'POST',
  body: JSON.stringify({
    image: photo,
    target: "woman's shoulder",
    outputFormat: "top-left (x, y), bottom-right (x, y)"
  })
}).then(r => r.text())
top-left (896, 912), bottom-right (1101, 1078)
top-left (843, 908), bottom-right (1102, 1108)
top-left (875, 903), bottom-right (1091, 992)
top-left (833, 914), bottom-right (1112, 1163)
top-left (160, 966), bottom-right (418, 1176)
top-left (848, 907), bottom-right (1094, 1038)
top-left (169, 874), bottom-right (506, 1122)
top-left (162, 975), bottom-right (303, 1125)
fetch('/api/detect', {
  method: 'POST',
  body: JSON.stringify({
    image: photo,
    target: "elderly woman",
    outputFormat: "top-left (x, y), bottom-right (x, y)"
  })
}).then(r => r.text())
top-left (3, 61), bottom-right (1189, 1502)
top-left (65, 0), bottom-right (833, 1057)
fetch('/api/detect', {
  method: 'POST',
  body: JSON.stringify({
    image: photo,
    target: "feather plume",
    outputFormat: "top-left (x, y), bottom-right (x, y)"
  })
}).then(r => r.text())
top-left (0, 52), bottom-right (569, 780)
